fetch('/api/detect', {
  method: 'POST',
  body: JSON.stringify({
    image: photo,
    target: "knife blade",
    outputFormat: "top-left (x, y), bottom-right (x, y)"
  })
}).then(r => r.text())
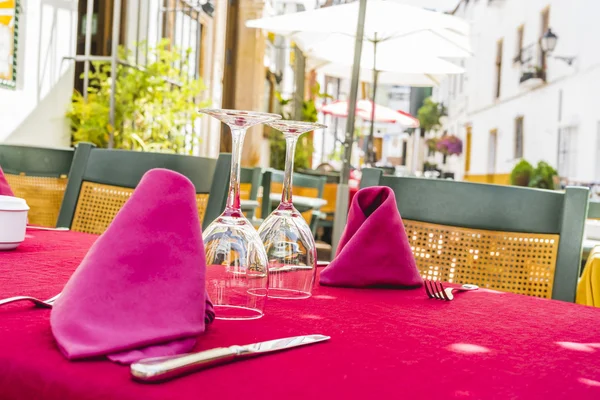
top-left (130, 334), bottom-right (330, 382)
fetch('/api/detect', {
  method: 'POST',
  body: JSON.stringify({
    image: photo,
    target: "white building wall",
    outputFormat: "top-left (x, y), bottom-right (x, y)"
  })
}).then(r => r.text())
top-left (0, 1), bottom-right (78, 147)
top-left (1, 0), bottom-right (224, 155)
top-left (435, 0), bottom-right (600, 183)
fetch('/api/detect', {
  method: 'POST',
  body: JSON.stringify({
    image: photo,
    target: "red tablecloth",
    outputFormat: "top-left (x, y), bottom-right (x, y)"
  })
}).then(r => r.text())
top-left (2, 231), bottom-right (600, 399)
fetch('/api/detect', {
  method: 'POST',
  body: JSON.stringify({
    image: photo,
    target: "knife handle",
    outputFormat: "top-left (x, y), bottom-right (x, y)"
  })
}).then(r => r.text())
top-left (131, 345), bottom-right (246, 382)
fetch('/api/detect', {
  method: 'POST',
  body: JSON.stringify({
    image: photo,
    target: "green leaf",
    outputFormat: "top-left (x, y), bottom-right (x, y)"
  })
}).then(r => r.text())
top-left (129, 133), bottom-right (149, 151)
top-left (417, 97), bottom-right (442, 132)
top-left (66, 40), bottom-right (208, 154)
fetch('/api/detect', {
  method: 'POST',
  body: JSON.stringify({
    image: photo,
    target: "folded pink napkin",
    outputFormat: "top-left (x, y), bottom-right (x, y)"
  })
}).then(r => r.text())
top-left (320, 186), bottom-right (422, 288)
top-left (51, 168), bottom-right (214, 364)
top-left (0, 166), bottom-right (14, 196)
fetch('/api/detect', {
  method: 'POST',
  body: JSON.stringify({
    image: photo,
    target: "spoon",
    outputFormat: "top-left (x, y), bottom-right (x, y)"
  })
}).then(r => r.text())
top-left (0, 293), bottom-right (61, 308)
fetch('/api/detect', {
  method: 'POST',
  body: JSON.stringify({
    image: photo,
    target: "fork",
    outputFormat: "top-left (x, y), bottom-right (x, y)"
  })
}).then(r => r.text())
top-left (424, 279), bottom-right (478, 301)
top-left (0, 293), bottom-right (61, 308)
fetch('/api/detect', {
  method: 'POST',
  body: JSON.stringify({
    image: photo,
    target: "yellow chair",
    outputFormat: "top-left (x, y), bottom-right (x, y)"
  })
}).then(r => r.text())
top-left (577, 245), bottom-right (600, 307)
top-left (360, 168), bottom-right (589, 302)
top-left (0, 144), bottom-right (75, 227)
top-left (258, 169), bottom-right (326, 234)
top-left (57, 144), bottom-right (231, 234)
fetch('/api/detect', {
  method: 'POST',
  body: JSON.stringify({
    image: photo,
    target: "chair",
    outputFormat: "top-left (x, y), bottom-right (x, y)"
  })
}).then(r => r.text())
top-left (298, 169), bottom-right (340, 230)
top-left (588, 200), bottom-right (600, 219)
top-left (260, 169), bottom-right (326, 235)
top-left (361, 168), bottom-right (589, 302)
top-left (240, 167), bottom-right (263, 220)
top-left (0, 144), bottom-right (75, 227)
top-left (57, 143), bottom-right (231, 234)
top-left (581, 200), bottom-right (600, 267)
top-left (207, 164), bottom-right (262, 223)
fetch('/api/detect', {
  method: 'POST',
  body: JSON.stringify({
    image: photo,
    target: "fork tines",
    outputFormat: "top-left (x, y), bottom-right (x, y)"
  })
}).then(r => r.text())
top-left (424, 278), bottom-right (450, 301)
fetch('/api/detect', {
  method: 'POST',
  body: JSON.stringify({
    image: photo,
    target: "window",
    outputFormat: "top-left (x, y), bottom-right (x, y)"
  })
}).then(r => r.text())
top-left (459, 60), bottom-right (464, 93)
top-left (514, 116), bottom-right (524, 159)
top-left (495, 39), bottom-right (503, 98)
top-left (465, 126), bottom-right (472, 173)
top-left (540, 7), bottom-right (550, 69)
top-left (515, 25), bottom-right (524, 62)
top-left (488, 129), bottom-right (498, 175)
top-left (558, 125), bottom-right (578, 179)
top-left (161, 0), bottom-right (206, 78)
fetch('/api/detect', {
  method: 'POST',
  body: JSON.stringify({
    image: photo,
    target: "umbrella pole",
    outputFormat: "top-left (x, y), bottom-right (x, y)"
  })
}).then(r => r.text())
top-left (331, 0), bottom-right (367, 257)
top-left (367, 37), bottom-right (379, 165)
top-left (367, 71), bottom-right (379, 164)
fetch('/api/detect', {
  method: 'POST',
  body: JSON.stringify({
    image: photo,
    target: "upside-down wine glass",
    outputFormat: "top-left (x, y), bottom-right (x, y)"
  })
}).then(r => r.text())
top-left (258, 120), bottom-right (327, 299)
top-left (199, 109), bottom-right (281, 320)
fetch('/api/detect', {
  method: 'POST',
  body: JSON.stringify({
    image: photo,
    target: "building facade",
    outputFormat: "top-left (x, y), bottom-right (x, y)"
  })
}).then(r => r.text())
top-left (0, 0), bottom-right (225, 158)
top-left (434, 0), bottom-right (600, 184)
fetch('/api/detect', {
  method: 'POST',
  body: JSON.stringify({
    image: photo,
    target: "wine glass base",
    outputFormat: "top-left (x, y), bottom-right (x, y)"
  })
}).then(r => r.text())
top-left (213, 305), bottom-right (264, 321)
top-left (267, 288), bottom-right (312, 300)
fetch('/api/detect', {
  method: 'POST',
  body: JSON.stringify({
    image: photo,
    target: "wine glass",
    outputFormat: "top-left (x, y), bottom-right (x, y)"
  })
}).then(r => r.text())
top-left (199, 109), bottom-right (281, 320)
top-left (258, 120), bottom-right (327, 299)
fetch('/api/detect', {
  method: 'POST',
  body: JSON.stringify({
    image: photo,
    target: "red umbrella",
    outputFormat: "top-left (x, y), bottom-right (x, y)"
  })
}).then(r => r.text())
top-left (321, 99), bottom-right (419, 127)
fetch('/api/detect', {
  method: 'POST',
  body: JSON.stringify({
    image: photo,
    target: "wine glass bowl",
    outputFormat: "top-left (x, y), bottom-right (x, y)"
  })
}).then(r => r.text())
top-left (198, 109), bottom-right (281, 129)
top-left (258, 120), bottom-right (327, 300)
top-left (202, 217), bottom-right (269, 319)
top-left (199, 108), bottom-right (281, 320)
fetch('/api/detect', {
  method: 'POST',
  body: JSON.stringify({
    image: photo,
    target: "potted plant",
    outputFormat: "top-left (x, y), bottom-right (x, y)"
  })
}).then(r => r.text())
top-left (520, 65), bottom-right (546, 86)
top-left (510, 159), bottom-right (534, 186)
top-left (417, 97), bottom-right (442, 133)
top-left (529, 161), bottom-right (558, 189)
top-left (66, 40), bottom-right (209, 153)
top-left (423, 161), bottom-right (439, 172)
top-left (436, 134), bottom-right (463, 164)
top-left (425, 137), bottom-right (439, 156)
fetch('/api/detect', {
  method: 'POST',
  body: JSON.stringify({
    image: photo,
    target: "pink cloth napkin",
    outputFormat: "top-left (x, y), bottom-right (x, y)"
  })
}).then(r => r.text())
top-left (0, 166), bottom-right (14, 196)
top-left (50, 168), bottom-right (214, 364)
top-left (320, 186), bottom-right (422, 288)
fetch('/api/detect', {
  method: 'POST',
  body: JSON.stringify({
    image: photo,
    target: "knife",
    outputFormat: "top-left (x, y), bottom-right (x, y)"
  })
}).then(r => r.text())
top-left (130, 334), bottom-right (330, 382)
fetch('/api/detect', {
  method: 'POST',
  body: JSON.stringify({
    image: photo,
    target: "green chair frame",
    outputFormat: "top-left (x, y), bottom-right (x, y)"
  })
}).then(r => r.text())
top-left (243, 167), bottom-right (263, 220)
top-left (0, 144), bottom-right (74, 177)
top-left (261, 169), bottom-right (326, 235)
top-left (0, 144), bottom-right (76, 226)
top-left (298, 169), bottom-right (340, 229)
top-left (361, 168), bottom-right (589, 302)
top-left (57, 143), bottom-right (231, 230)
top-left (587, 200), bottom-right (600, 219)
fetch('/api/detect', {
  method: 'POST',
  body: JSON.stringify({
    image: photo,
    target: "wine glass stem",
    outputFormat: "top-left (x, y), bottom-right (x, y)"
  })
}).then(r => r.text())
top-left (281, 135), bottom-right (298, 206)
top-left (226, 127), bottom-right (246, 212)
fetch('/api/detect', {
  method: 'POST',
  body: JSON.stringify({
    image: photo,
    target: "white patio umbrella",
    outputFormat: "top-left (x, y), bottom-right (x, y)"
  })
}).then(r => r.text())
top-left (321, 99), bottom-right (420, 127)
top-left (309, 57), bottom-right (464, 87)
top-left (248, 0), bottom-right (470, 157)
top-left (247, 0), bottom-right (470, 254)
top-left (247, 1), bottom-right (469, 38)
top-left (293, 29), bottom-right (471, 60)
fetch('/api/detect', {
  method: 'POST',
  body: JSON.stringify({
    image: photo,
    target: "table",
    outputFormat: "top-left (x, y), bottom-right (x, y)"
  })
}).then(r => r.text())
top-left (2, 231), bottom-right (600, 399)
top-left (268, 194), bottom-right (327, 212)
top-left (240, 199), bottom-right (260, 212)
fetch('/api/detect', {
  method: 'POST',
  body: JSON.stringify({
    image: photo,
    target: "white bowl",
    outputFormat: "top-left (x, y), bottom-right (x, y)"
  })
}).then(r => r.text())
top-left (0, 195), bottom-right (29, 250)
